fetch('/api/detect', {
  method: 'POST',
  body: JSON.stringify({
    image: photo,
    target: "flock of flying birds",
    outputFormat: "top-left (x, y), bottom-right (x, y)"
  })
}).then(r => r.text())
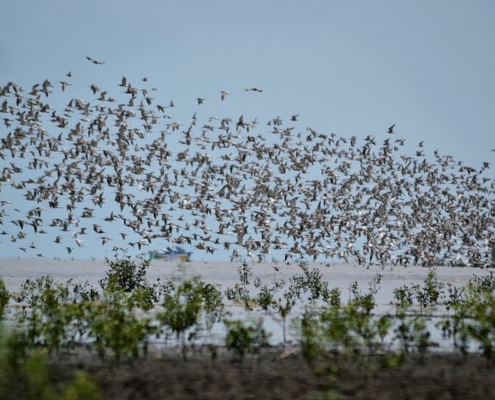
top-left (1, 56), bottom-right (495, 267)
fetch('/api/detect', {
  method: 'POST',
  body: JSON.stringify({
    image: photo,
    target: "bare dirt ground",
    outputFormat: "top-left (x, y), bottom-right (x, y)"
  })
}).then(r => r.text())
top-left (5, 346), bottom-right (495, 400)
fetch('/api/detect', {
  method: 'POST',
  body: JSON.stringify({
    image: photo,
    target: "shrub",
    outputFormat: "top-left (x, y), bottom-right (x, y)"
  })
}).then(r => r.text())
top-left (16, 277), bottom-right (98, 353)
top-left (394, 310), bottom-right (432, 357)
top-left (288, 262), bottom-right (330, 303)
top-left (0, 325), bottom-right (101, 400)
top-left (412, 268), bottom-right (444, 316)
top-left (225, 283), bottom-right (253, 310)
top-left (460, 287), bottom-right (495, 364)
top-left (299, 301), bottom-right (391, 369)
top-left (392, 284), bottom-right (414, 315)
top-left (89, 291), bottom-right (157, 363)
top-left (256, 284), bottom-right (276, 314)
top-left (128, 285), bottom-right (158, 312)
top-left (323, 287), bottom-right (341, 308)
top-left (0, 279), bottom-right (9, 319)
top-left (201, 283), bottom-right (224, 332)
top-left (158, 277), bottom-right (205, 360)
top-left (99, 247), bottom-right (150, 292)
top-left (277, 298), bottom-right (292, 344)
top-left (62, 371), bottom-right (101, 400)
top-left (224, 317), bottom-right (270, 362)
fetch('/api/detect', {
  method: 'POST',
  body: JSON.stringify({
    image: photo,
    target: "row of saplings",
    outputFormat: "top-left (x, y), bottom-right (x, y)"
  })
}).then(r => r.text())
top-left (2, 249), bottom-right (495, 398)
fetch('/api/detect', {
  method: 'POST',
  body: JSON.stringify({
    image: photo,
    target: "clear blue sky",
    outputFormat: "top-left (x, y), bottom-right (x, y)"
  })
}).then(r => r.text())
top-left (1, 1), bottom-right (495, 261)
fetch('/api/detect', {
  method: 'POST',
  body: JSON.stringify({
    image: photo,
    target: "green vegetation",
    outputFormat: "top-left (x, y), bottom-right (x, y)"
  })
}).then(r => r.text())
top-left (0, 324), bottom-right (101, 400)
top-left (89, 290), bottom-right (158, 362)
top-left (5, 252), bottom-right (495, 397)
top-left (99, 247), bottom-right (150, 292)
top-left (224, 317), bottom-right (270, 362)
top-left (0, 279), bottom-right (9, 319)
top-left (159, 277), bottom-right (212, 360)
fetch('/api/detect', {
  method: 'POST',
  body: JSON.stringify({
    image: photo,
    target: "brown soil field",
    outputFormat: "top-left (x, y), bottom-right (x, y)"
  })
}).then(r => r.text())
top-left (6, 346), bottom-right (495, 400)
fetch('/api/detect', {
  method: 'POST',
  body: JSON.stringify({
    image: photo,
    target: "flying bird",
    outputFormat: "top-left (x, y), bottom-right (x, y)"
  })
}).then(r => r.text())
top-left (86, 56), bottom-right (105, 65)
top-left (220, 91), bottom-right (230, 101)
top-left (59, 81), bottom-right (72, 91)
top-left (245, 88), bottom-right (262, 92)
top-left (2, 60), bottom-right (494, 270)
top-left (100, 236), bottom-right (112, 245)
